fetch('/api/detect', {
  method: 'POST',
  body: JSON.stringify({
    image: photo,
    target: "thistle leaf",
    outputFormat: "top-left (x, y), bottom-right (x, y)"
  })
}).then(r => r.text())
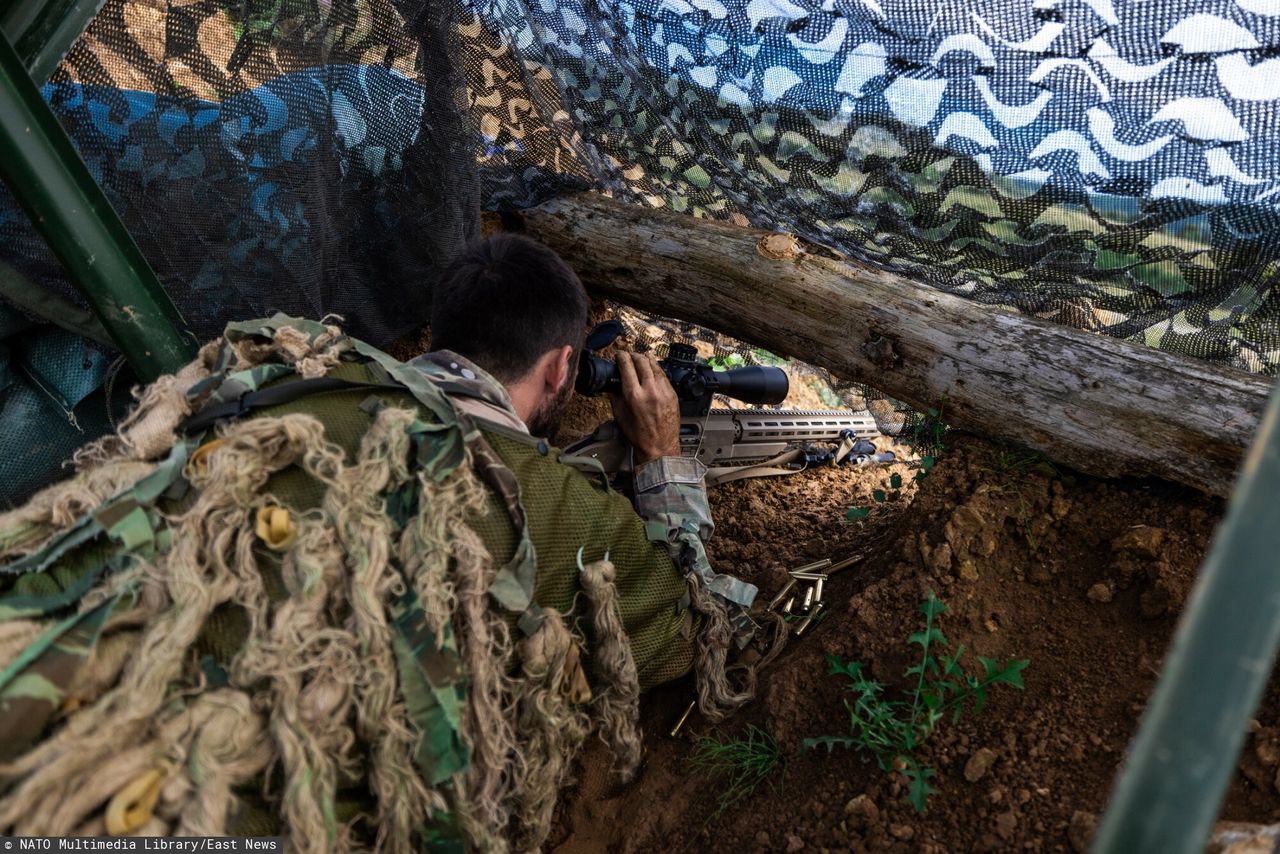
top-left (920, 592), bottom-right (947, 620)
top-left (979, 657), bottom-right (1030, 690)
top-left (905, 765), bottom-right (937, 813)
top-left (826, 654), bottom-right (865, 681)
top-left (909, 627), bottom-right (946, 649)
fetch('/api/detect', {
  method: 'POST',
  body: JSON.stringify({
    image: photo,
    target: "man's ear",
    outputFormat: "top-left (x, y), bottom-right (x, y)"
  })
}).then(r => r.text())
top-left (544, 344), bottom-right (574, 393)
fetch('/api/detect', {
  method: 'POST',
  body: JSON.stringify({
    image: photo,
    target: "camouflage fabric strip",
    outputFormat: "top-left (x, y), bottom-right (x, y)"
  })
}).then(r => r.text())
top-left (223, 315), bottom-right (340, 345)
top-left (0, 543), bottom-right (121, 621)
top-left (388, 590), bottom-right (470, 786)
top-left (468, 431), bottom-right (538, 615)
top-left (0, 442), bottom-right (191, 578)
top-left (635, 471), bottom-right (757, 609)
top-left (186, 363), bottom-right (297, 411)
top-left (350, 338), bottom-right (474, 434)
top-left (0, 594), bottom-right (120, 760)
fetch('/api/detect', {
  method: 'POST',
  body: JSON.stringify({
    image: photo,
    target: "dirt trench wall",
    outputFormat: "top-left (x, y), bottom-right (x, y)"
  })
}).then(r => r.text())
top-left (549, 433), bottom-right (1280, 853)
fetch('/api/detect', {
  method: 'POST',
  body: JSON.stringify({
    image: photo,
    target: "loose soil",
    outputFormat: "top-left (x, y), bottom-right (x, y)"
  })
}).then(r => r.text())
top-left (547, 430), bottom-right (1280, 853)
top-left (386, 308), bottom-right (1277, 851)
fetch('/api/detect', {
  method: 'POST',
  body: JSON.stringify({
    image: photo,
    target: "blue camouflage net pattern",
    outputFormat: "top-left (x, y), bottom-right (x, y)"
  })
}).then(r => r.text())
top-left (0, 0), bottom-right (1278, 501)
top-left (0, 0), bottom-right (476, 501)
top-left (461, 0), bottom-right (1280, 374)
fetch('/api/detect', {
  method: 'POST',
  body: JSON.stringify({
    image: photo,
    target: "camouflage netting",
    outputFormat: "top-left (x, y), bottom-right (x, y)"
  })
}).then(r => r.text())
top-left (470, 0), bottom-right (1280, 376)
top-left (1, 0), bottom-right (1279, 501)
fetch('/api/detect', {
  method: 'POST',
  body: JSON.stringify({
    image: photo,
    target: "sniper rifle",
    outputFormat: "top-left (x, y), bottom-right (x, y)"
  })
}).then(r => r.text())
top-left (564, 320), bottom-right (893, 486)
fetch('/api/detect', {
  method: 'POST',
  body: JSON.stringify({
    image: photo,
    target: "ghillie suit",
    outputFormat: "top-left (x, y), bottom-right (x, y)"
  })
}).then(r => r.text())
top-left (0, 315), bottom-right (773, 851)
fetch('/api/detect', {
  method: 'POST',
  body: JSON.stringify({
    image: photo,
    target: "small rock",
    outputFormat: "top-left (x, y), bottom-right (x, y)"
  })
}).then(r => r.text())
top-left (1051, 493), bottom-right (1072, 520)
top-left (755, 831), bottom-right (771, 848)
top-left (1223, 832), bottom-right (1278, 854)
top-left (1017, 788), bottom-right (1032, 804)
top-left (928, 542), bottom-right (954, 575)
top-left (1086, 582), bottom-right (1114, 603)
top-left (995, 811), bottom-right (1017, 840)
top-left (989, 786), bottom-right (1005, 803)
top-left (1068, 811), bottom-right (1098, 853)
top-left (959, 559), bottom-right (980, 581)
top-left (1112, 525), bottom-right (1166, 559)
top-left (843, 794), bottom-right (879, 826)
top-left (889, 824), bottom-right (915, 841)
top-left (984, 617), bottom-right (999, 633)
top-left (964, 747), bottom-right (999, 782)
top-left (786, 834), bottom-right (805, 853)
top-left (977, 529), bottom-right (998, 557)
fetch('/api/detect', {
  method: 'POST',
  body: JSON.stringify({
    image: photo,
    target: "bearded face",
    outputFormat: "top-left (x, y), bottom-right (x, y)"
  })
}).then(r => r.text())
top-left (525, 366), bottom-right (574, 439)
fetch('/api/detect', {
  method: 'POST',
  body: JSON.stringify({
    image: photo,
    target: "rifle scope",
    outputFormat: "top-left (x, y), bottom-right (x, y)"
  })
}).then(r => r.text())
top-left (576, 322), bottom-right (789, 412)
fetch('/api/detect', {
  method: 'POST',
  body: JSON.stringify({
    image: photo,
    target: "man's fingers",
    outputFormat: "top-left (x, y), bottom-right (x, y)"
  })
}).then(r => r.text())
top-left (616, 351), bottom-right (639, 393)
top-left (650, 355), bottom-right (676, 398)
top-left (633, 352), bottom-right (655, 385)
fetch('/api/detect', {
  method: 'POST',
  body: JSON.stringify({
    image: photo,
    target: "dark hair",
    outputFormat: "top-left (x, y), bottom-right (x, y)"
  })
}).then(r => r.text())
top-left (431, 234), bottom-right (589, 382)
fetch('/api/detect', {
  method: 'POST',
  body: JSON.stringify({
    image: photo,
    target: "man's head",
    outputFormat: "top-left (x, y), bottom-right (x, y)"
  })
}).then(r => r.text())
top-left (432, 234), bottom-right (589, 436)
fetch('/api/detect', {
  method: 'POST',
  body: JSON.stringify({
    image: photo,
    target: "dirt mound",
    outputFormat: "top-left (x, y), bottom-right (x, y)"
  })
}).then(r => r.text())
top-left (550, 433), bottom-right (1280, 852)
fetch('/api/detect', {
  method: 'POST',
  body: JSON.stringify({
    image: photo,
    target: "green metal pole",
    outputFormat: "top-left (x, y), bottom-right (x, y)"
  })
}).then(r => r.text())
top-left (0, 0), bottom-right (106, 83)
top-left (1093, 379), bottom-right (1280, 853)
top-left (0, 256), bottom-right (111, 346)
top-left (0, 30), bottom-right (194, 381)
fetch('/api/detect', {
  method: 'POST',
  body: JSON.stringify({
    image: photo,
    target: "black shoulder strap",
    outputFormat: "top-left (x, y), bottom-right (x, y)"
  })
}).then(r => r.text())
top-left (178, 376), bottom-right (407, 435)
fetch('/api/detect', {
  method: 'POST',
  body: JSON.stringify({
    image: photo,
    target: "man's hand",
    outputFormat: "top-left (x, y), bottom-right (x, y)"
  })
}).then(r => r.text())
top-left (610, 352), bottom-right (681, 466)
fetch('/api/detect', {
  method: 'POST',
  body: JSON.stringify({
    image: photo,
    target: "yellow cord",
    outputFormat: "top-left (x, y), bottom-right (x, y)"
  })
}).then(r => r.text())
top-left (255, 505), bottom-right (297, 551)
top-left (105, 768), bottom-right (163, 835)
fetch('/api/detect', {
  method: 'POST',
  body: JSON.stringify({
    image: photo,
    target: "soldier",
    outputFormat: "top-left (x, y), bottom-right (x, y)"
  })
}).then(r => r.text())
top-left (421, 232), bottom-right (758, 686)
top-left (0, 234), bottom-right (764, 851)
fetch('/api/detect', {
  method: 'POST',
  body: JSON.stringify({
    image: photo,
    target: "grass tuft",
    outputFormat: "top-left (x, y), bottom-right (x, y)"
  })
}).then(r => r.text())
top-left (689, 724), bottom-right (787, 816)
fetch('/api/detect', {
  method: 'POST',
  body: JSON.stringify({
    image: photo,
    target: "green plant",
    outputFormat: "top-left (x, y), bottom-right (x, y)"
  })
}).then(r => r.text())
top-left (689, 725), bottom-right (787, 816)
top-left (803, 593), bottom-right (1028, 812)
top-left (913, 454), bottom-right (936, 484)
top-left (846, 473), bottom-right (907, 521)
top-left (906, 402), bottom-right (949, 457)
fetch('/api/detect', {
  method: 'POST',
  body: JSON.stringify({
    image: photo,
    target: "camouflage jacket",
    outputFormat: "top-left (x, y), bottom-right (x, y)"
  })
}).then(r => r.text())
top-left (409, 350), bottom-right (757, 611)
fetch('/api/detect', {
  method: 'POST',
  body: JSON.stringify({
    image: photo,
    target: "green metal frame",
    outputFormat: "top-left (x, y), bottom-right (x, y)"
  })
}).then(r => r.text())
top-left (0, 257), bottom-right (111, 346)
top-left (0, 29), bottom-right (193, 381)
top-left (0, 0), bottom-right (107, 83)
top-left (1094, 379), bottom-right (1280, 852)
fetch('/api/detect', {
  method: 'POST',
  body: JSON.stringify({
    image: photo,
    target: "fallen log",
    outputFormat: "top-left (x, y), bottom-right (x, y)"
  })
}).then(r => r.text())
top-left (513, 192), bottom-right (1272, 498)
